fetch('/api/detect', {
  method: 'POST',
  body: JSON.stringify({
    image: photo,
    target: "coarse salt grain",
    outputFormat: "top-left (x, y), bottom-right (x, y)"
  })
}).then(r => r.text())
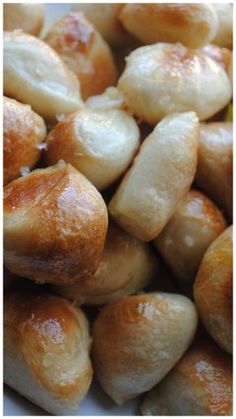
top-left (37, 142), bottom-right (48, 150)
top-left (20, 166), bottom-right (30, 177)
top-left (184, 235), bottom-right (194, 247)
top-left (56, 114), bottom-right (65, 122)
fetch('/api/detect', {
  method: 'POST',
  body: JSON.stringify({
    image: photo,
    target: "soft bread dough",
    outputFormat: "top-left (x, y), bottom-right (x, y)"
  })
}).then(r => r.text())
top-left (4, 31), bottom-right (83, 120)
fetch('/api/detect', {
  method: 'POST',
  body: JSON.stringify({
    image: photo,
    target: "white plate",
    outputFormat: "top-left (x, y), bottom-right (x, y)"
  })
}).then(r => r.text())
top-left (4, 3), bottom-right (139, 415)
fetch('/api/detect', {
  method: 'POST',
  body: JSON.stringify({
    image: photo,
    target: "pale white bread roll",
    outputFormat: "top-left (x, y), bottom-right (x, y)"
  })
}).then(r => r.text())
top-left (141, 339), bottom-right (232, 415)
top-left (4, 292), bottom-right (93, 415)
top-left (4, 31), bottom-right (83, 120)
top-left (4, 163), bottom-right (108, 286)
top-left (154, 189), bottom-right (226, 291)
top-left (195, 122), bottom-right (233, 220)
top-left (3, 3), bottom-right (44, 36)
top-left (118, 43), bottom-right (232, 125)
top-left (92, 292), bottom-right (198, 404)
top-left (212, 3), bottom-right (233, 49)
top-left (71, 3), bottom-right (130, 47)
top-left (54, 221), bottom-right (158, 305)
top-left (3, 97), bottom-right (46, 186)
top-left (194, 226), bottom-right (232, 354)
top-left (109, 112), bottom-right (199, 241)
top-left (119, 3), bottom-right (218, 48)
top-left (46, 107), bottom-right (140, 191)
top-left (44, 12), bottom-right (117, 100)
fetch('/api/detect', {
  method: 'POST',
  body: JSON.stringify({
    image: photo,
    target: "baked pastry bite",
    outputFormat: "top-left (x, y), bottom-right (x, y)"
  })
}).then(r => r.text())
top-left (4, 31), bottom-right (83, 120)
top-left (195, 122), bottom-right (233, 220)
top-left (71, 3), bottom-right (130, 47)
top-left (211, 3), bottom-right (233, 49)
top-left (3, 97), bottom-right (46, 186)
top-left (154, 189), bottom-right (226, 292)
top-left (45, 12), bottom-right (117, 100)
top-left (46, 106), bottom-right (140, 191)
top-left (118, 43), bottom-right (232, 125)
top-left (4, 163), bottom-right (108, 286)
top-left (119, 3), bottom-right (218, 48)
top-left (194, 226), bottom-right (232, 353)
top-left (3, 3), bottom-right (44, 36)
top-left (54, 221), bottom-right (158, 305)
top-left (4, 291), bottom-right (93, 415)
top-left (141, 338), bottom-right (232, 415)
top-left (109, 112), bottom-right (199, 241)
top-left (92, 292), bottom-right (198, 404)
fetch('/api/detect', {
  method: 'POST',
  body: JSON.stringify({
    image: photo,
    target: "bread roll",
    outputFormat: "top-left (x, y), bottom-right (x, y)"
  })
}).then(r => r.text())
top-left (3, 3), bottom-right (44, 36)
top-left (228, 57), bottom-right (233, 88)
top-left (46, 107), bottom-right (140, 191)
top-left (54, 221), bottom-right (158, 305)
top-left (71, 4), bottom-right (130, 47)
top-left (118, 43), bottom-right (232, 125)
top-left (109, 112), bottom-right (199, 241)
top-left (200, 44), bottom-right (232, 71)
top-left (154, 190), bottom-right (226, 291)
top-left (4, 291), bottom-right (93, 415)
top-left (45, 12), bottom-right (117, 100)
top-left (4, 97), bottom-right (46, 186)
top-left (195, 122), bottom-right (233, 219)
top-left (194, 226), bottom-right (232, 353)
top-left (212, 4), bottom-right (233, 49)
top-left (119, 4), bottom-right (218, 48)
top-left (141, 339), bottom-right (232, 415)
top-left (4, 163), bottom-right (108, 286)
top-left (92, 292), bottom-right (198, 404)
top-left (4, 31), bottom-right (83, 120)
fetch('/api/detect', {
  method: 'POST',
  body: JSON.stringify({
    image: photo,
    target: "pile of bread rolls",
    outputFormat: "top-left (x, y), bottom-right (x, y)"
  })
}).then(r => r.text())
top-left (3, 3), bottom-right (233, 416)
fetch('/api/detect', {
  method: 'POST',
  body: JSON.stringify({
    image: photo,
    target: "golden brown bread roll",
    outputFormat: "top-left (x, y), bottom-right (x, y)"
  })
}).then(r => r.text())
top-left (54, 221), bottom-right (158, 305)
top-left (4, 31), bottom-right (83, 120)
top-left (194, 226), bottom-right (232, 353)
top-left (118, 43), bottom-right (232, 125)
top-left (92, 292), bottom-right (198, 404)
top-left (119, 4), bottom-right (218, 48)
top-left (4, 291), bottom-right (93, 415)
top-left (109, 112), bottom-right (199, 241)
top-left (154, 189), bottom-right (226, 292)
top-left (200, 44), bottom-right (232, 71)
top-left (141, 339), bottom-right (232, 415)
top-left (4, 163), bottom-right (108, 286)
top-left (45, 107), bottom-right (140, 191)
top-left (44, 12), bottom-right (117, 100)
top-left (3, 97), bottom-right (46, 186)
top-left (212, 4), bottom-right (233, 49)
top-left (71, 4), bottom-right (130, 47)
top-left (195, 122), bottom-right (233, 220)
top-left (3, 3), bottom-right (44, 36)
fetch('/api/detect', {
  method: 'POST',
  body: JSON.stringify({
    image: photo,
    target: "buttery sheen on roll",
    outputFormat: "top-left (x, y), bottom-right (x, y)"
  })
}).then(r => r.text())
top-left (4, 292), bottom-right (93, 415)
top-left (45, 12), bottom-right (117, 100)
top-left (141, 339), bottom-right (232, 415)
top-left (118, 43), bottom-right (232, 125)
top-left (92, 292), bottom-right (198, 404)
top-left (4, 97), bottom-right (46, 186)
top-left (4, 163), bottom-right (108, 286)
top-left (109, 112), bottom-right (199, 241)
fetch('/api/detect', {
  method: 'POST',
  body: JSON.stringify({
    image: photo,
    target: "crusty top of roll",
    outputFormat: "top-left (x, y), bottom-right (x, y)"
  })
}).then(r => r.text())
top-left (4, 163), bottom-right (108, 285)
top-left (3, 96), bottom-right (46, 186)
top-left (4, 291), bottom-right (92, 400)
